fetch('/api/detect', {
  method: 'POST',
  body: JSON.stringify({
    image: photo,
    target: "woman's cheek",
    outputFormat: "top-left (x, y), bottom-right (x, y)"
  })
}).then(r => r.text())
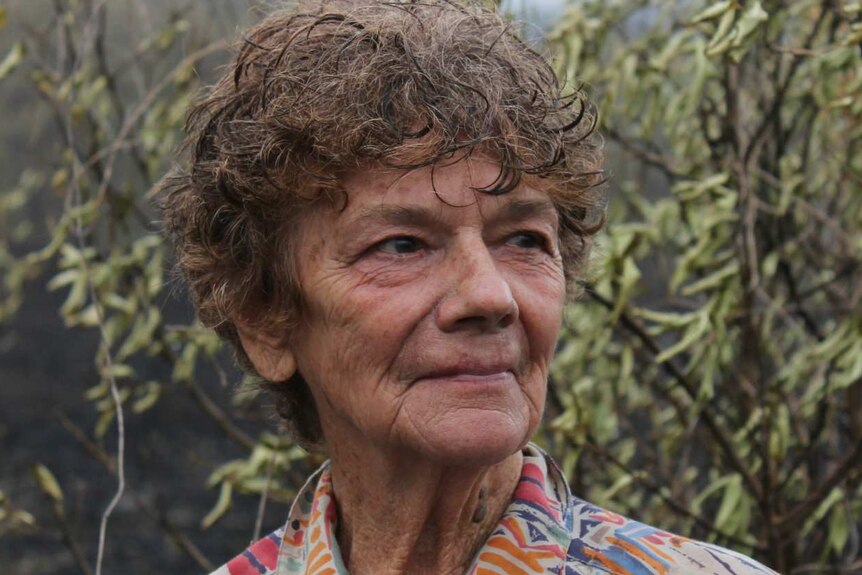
top-left (505, 261), bottom-right (566, 305)
top-left (351, 253), bottom-right (437, 289)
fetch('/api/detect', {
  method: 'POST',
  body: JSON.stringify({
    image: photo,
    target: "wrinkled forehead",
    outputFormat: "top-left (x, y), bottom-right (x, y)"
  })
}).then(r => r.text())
top-left (333, 157), bottom-right (560, 227)
top-left (344, 155), bottom-right (503, 200)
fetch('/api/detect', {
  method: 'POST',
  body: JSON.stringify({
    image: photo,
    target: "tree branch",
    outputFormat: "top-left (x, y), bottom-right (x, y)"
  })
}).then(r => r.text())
top-left (586, 288), bottom-right (765, 503)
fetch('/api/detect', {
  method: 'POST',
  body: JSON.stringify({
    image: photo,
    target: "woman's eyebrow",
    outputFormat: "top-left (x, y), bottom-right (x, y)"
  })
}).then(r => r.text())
top-left (342, 198), bottom-right (558, 234)
top-left (491, 198), bottom-right (559, 227)
top-left (343, 205), bottom-right (440, 232)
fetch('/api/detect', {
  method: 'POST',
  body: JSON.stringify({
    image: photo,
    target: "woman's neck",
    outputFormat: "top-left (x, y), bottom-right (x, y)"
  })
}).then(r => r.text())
top-left (327, 444), bottom-right (524, 575)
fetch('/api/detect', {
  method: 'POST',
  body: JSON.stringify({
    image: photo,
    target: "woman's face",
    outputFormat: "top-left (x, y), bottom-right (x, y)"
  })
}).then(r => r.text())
top-left (286, 157), bottom-right (566, 465)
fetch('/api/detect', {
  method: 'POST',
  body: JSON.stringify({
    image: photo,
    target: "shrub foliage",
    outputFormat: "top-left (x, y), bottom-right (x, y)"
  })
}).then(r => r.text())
top-left (0, 1), bottom-right (859, 573)
top-left (546, 1), bottom-right (862, 571)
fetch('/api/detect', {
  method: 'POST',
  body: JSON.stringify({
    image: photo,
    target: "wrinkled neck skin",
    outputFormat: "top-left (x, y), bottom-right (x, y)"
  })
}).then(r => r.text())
top-left (327, 440), bottom-right (523, 575)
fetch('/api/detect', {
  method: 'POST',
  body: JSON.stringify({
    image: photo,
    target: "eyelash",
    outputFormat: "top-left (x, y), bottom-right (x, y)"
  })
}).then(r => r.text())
top-left (371, 231), bottom-right (553, 257)
top-left (373, 236), bottom-right (425, 255)
top-left (505, 231), bottom-right (551, 252)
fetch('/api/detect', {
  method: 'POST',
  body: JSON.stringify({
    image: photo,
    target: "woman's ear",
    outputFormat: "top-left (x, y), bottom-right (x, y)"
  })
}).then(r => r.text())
top-left (235, 324), bottom-right (297, 382)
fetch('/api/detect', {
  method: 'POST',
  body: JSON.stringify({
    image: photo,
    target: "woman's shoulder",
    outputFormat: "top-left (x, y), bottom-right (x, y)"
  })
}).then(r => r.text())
top-left (563, 498), bottom-right (778, 575)
top-left (207, 528), bottom-right (284, 575)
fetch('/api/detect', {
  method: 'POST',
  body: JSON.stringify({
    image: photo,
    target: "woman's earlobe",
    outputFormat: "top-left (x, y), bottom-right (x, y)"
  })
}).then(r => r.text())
top-left (235, 324), bottom-right (297, 382)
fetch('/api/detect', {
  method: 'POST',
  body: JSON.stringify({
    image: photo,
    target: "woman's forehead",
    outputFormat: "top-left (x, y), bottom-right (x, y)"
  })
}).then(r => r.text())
top-left (339, 157), bottom-right (554, 211)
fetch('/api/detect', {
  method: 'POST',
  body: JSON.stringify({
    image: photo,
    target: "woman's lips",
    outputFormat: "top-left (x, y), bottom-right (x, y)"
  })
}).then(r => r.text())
top-left (415, 365), bottom-right (516, 384)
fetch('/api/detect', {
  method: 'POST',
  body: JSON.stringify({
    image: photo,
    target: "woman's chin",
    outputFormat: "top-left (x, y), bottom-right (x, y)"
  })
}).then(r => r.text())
top-left (402, 409), bottom-right (534, 468)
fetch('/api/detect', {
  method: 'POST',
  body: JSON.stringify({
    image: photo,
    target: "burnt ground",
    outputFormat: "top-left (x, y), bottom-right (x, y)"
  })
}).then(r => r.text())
top-left (0, 275), bottom-right (294, 575)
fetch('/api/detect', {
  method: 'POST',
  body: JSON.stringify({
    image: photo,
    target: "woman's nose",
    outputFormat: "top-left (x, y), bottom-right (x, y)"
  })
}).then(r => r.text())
top-left (435, 244), bottom-right (519, 333)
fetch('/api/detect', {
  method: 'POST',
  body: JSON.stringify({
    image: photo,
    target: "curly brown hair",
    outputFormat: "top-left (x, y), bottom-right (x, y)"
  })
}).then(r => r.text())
top-left (162, 0), bottom-right (605, 449)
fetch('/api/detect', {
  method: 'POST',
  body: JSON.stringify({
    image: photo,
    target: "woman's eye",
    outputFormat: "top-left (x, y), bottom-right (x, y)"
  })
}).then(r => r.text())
top-left (506, 232), bottom-right (547, 250)
top-left (377, 236), bottom-right (423, 254)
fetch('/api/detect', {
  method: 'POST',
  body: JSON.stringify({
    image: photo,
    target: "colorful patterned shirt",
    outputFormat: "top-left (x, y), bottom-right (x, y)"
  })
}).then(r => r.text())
top-left (209, 444), bottom-right (778, 575)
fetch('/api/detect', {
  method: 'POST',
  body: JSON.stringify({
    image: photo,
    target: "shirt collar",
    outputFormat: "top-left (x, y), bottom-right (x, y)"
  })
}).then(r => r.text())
top-left (275, 443), bottom-right (574, 575)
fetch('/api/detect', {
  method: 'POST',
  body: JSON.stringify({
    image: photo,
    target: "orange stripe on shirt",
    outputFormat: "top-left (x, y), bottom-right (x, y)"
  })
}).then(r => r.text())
top-left (305, 541), bottom-right (326, 570)
top-left (486, 536), bottom-right (550, 571)
top-left (641, 538), bottom-right (676, 563)
top-left (479, 550), bottom-right (533, 575)
top-left (585, 545), bottom-right (634, 575)
top-left (305, 549), bottom-right (332, 575)
top-left (607, 536), bottom-right (668, 574)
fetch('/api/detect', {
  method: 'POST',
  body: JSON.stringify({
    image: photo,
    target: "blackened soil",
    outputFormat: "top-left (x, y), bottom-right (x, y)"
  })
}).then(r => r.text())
top-left (0, 278), bottom-right (293, 575)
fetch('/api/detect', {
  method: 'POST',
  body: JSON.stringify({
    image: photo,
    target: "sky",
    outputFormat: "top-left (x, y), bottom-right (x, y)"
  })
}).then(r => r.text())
top-left (499, 0), bottom-right (570, 43)
top-left (501, 0), bottom-right (569, 29)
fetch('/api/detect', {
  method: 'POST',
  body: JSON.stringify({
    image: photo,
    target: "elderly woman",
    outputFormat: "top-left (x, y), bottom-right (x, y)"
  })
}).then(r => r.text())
top-left (164, 1), bottom-right (777, 574)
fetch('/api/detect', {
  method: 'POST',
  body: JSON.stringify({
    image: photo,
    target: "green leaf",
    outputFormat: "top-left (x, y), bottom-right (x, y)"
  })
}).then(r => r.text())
top-left (172, 343), bottom-right (198, 382)
top-left (201, 482), bottom-right (233, 530)
top-left (706, 9), bottom-right (739, 57)
top-left (132, 381), bottom-right (162, 414)
top-left (680, 260), bottom-right (740, 296)
top-left (117, 307), bottom-right (161, 360)
top-left (651, 31), bottom-right (691, 72)
top-left (673, 172), bottom-right (730, 202)
top-left (47, 269), bottom-right (80, 291)
top-left (690, 1), bottom-right (735, 24)
top-left (33, 464), bottom-right (63, 504)
top-left (834, 342), bottom-right (862, 390)
top-left (0, 42), bottom-right (24, 81)
top-left (655, 310), bottom-right (709, 364)
top-left (94, 408), bottom-right (116, 439)
top-left (104, 294), bottom-right (137, 316)
top-left (842, 22), bottom-right (862, 46)
top-left (692, 473), bottom-right (735, 514)
top-left (633, 308), bottom-right (700, 330)
top-left (206, 460), bottom-right (247, 488)
top-left (800, 488), bottom-right (844, 539)
top-left (611, 257), bottom-right (641, 321)
top-left (827, 503), bottom-right (849, 555)
top-left (599, 472), bottom-right (637, 502)
top-left (732, 1), bottom-right (768, 46)
top-left (84, 381), bottom-right (109, 401)
top-left (715, 474), bottom-right (742, 529)
top-left (102, 363), bottom-right (135, 380)
top-left (72, 304), bottom-right (101, 327)
top-left (728, 1), bottom-right (769, 61)
top-left (59, 275), bottom-right (88, 317)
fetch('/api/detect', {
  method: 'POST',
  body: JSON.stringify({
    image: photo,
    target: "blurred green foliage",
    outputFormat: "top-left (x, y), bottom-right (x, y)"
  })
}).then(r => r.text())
top-left (545, 1), bottom-right (862, 571)
top-left (0, 1), bottom-right (860, 573)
